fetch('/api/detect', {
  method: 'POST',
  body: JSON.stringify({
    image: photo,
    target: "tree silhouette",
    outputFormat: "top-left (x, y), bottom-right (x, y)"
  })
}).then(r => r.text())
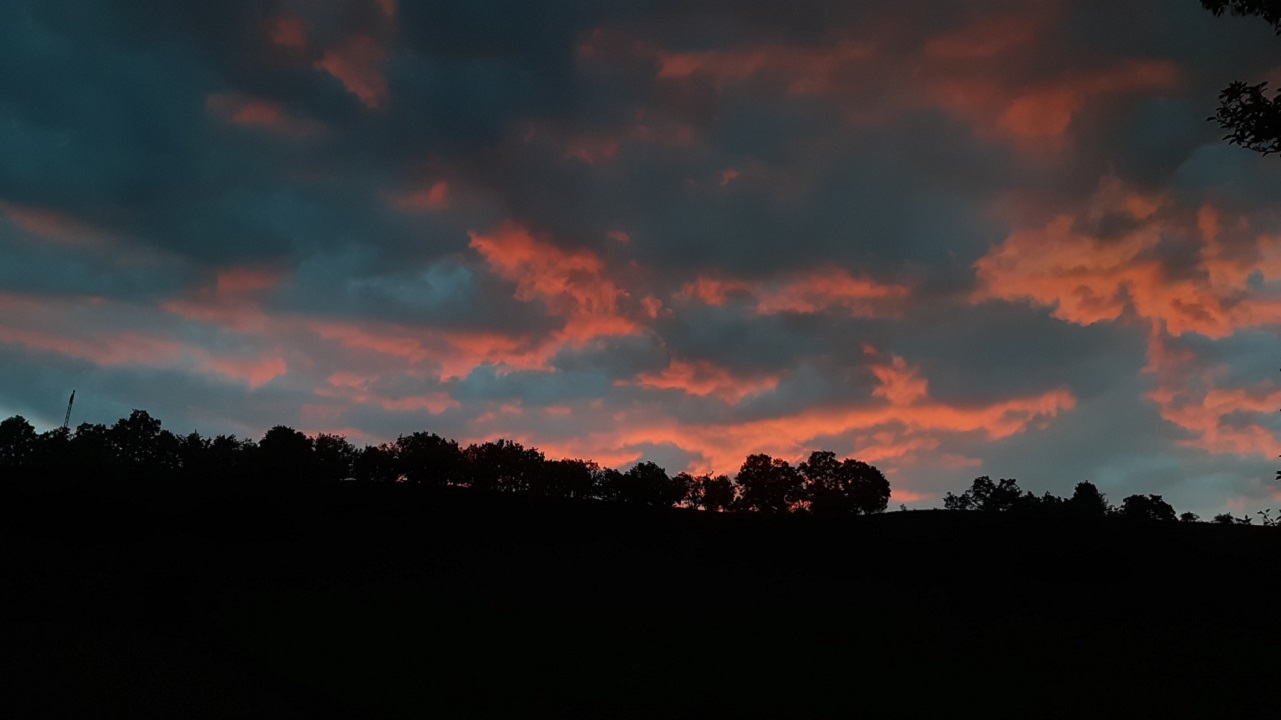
top-left (1202, 2), bottom-right (1281, 155)
top-left (394, 432), bottom-right (461, 486)
top-left (733, 454), bottom-right (804, 514)
top-left (607, 461), bottom-right (684, 507)
top-left (1068, 481), bottom-right (1111, 518)
top-left (2, 408), bottom-right (1253, 529)
top-left (462, 439), bottom-right (545, 493)
top-left (683, 473), bottom-right (735, 512)
top-left (1118, 494), bottom-right (1178, 522)
top-left (257, 426), bottom-right (314, 484)
top-left (798, 451), bottom-right (890, 515)
top-left (542, 459), bottom-right (603, 499)
top-left (354, 443), bottom-right (400, 483)
top-left (110, 410), bottom-right (181, 480)
top-left (0, 415), bottom-right (37, 477)
top-left (314, 433), bottom-right (359, 484)
top-left (944, 476), bottom-right (1031, 512)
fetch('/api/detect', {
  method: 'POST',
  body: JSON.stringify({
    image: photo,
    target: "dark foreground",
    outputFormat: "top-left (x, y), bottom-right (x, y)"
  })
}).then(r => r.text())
top-left (3, 484), bottom-right (1279, 718)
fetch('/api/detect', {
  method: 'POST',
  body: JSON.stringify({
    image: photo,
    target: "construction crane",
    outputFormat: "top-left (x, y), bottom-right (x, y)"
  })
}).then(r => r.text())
top-left (62, 390), bottom-right (75, 430)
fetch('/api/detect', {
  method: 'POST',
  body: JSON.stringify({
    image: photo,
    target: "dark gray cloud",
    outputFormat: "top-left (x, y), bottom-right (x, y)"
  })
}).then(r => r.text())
top-left (2, 0), bottom-right (1280, 515)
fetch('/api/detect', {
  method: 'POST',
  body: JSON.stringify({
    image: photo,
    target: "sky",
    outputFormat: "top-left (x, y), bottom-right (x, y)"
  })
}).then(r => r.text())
top-left (2, 0), bottom-right (1280, 515)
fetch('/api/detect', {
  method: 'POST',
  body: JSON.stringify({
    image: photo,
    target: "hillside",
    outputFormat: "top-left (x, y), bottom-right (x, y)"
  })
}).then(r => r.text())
top-left (3, 483), bottom-right (1279, 718)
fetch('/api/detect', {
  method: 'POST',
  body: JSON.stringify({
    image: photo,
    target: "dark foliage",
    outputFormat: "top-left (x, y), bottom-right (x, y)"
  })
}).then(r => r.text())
top-left (1202, 0), bottom-right (1281, 32)
top-left (1202, 2), bottom-right (1281, 156)
top-left (943, 476), bottom-right (1033, 512)
top-left (4, 409), bottom-right (1272, 525)
top-left (799, 450), bottom-right (892, 516)
top-left (732, 453), bottom-right (805, 513)
top-left (1118, 494), bottom-right (1178, 522)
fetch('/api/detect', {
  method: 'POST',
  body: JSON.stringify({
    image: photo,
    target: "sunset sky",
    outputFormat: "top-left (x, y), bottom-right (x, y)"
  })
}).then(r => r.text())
top-left (3, 1), bottom-right (1280, 514)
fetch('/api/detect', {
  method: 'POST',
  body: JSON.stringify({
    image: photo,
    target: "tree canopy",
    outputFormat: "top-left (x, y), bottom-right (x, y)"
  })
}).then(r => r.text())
top-left (1203, 1), bottom-right (1281, 155)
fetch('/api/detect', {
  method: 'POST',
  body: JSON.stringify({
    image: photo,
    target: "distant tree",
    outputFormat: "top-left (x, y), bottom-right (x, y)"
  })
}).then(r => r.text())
top-left (33, 426), bottom-right (72, 476)
top-left (597, 467), bottom-right (627, 502)
top-left (110, 410), bottom-right (181, 479)
top-left (1213, 512), bottom-right (1238, 524)
top-left (733, 454), bottom-right (804, 514)
top-left (1202, 2), bottom-right (1281, 156)
top-left (1068, 481), bottom-right (1111, 518)
top-left (684, 473), bottom-right (735, 511)
top-left (0, 416), bottom-right (38, 476)
top-left (1202, 1), bottom-right (1281, 32)
top-left (942, 490), bottom-right (974, 511)
top-left (462, 439), bottom-right (545, 493)
top-left (69, 422), bottom-right (115, 480)
top-left (945, 477), bottom-right (1030, 512)
top-left (799, 451), bottom-right (890, 515)
top-left (1118, 494), bottom-right (1178, 522)
top-left (257, 426), bottom-right (315, 484)
top-left (394, 432), bottom-right (461, 486)
top-left (314, 434), bottom-right (359, 483)
top-left (1028, 491), bottom-right (1068, 514)
top-left (542, 459), bottom-right (603, 499)
top-left (209, 434), bottom-right (255, 482)
top-left (1180, 511), bottom-right (1202, 523)
top-left (176, 431), bottom-right (211, 483)
top-left (353, 443), bottom-right (400, 483)
top-left (608, 461), bottom-right (684, 507)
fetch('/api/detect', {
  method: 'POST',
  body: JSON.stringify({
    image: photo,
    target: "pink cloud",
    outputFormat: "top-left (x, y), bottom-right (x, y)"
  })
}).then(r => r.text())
top-left (267, 15), bottom-right (306, 49)
top-left (469, 223), bottom-right (640, 344)
top-left (616, 358), bottom-right (780, 404)
top-left (394, 181), bottom-right (451, 211)
top-left (0, 201), bottom-right (106, 246)
top-left (206, 93), bottom-right (322, 136)
top-left (316, 34), bottom-right (390, 110)
top-left (679, 268), bottom-right (910, 318)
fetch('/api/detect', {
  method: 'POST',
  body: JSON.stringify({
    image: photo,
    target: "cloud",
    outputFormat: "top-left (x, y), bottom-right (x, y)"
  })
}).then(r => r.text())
top-left (316, 34), bottom-right (390, 109)
top-left (206, 93), bottom-right (323, 136)
top-left (4, 0), bottom-right (1281, 515)
top-left (679, 268), bottom-right (910, 318)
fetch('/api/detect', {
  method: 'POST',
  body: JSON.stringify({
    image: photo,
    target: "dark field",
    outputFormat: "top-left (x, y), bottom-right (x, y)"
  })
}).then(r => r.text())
top-left (3, 484), bottom-right (1278, 718)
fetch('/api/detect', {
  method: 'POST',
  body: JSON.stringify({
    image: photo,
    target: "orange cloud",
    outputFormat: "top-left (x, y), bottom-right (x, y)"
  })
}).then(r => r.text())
top-left (923, 10), bottom-right (1047, 60)
top-left (617, 358), bottom-right (780, 404)
top-left (679, 268), bottom-right (910, 317)
top-left (564, 135), bottom-right (621, 165)
top-left (206, 93), bottom-right (321, 136)
top-left (267, 15), bottom-right (306, 49)
top-left (588, 7), bottom-right (1178, 150)
top-left (162, 266), bottom-right (284, 335)
top-left (0, 304), bottom-right (285, 389)
top-left (1144, 332), bottom-right (1281, 458)
top-left (520, 355), bottom-right (1074, 477)
top-left (974, 178), bottom-right (1281, 339)
top-left (890, 488), bottom-right (932, 503)
top-left (318, 372), bottom-right (458, 415)
top-left (469, 223), bottom-right (640, 344)
top-left (657, 41), bottom-right (877, 95)
top-left (394, 181), bottom-right (451, 211)
top-left (316, 34), bottom-right (389, 109)
top-left (977, 179), bottom-right (1281, 457)
top-left (309, 320), bottom-right (551, 380)
top-left (871, 356), bottom-right (929, 406)
top-left (0, 201), bottom-right (106, 246)
top-left (997, 60), bottom-right (1180, 140)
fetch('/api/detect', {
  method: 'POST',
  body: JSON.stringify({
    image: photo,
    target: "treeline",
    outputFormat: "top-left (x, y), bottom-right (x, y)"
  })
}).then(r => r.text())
top-left (943, 476), bottom-right (1277, 527)
top-left (1, 410), bottom-right (1273, 524)
top-left (0, 410), bottom-right (889, 515)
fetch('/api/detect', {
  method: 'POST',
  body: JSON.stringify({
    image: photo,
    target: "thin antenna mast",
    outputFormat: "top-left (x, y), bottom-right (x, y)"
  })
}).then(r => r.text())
top-left (62, 390), bottom-right (75, 430)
